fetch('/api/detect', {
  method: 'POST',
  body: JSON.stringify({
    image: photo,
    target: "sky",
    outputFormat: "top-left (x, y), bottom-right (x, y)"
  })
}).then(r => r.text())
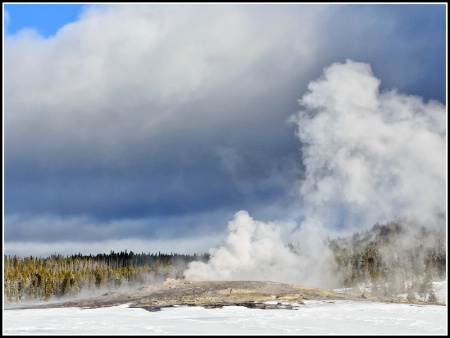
top-left (3, 281), bottom-right (448, 335)
top-left (4, 4), bottom-right (85, 38)
top-left (3, 3), bottom-right (447, 258)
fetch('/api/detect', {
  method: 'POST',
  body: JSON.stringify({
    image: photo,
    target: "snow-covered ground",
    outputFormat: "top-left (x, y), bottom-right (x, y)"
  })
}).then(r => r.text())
top-left (3, 281), bottom-right (447, 335)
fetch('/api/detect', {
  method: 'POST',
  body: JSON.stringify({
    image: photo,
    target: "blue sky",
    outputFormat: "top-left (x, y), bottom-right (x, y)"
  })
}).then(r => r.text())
top-left (3, 4), bottom-right (447, 257)
top-left (4, 4), bottom-right (85, 37)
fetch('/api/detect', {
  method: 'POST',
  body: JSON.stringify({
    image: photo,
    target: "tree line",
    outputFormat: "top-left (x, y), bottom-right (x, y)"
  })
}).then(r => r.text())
top-left (4, 219), bottom-right (446, 303)
top-left (328, 220), bottom-right (446, 301)
top-left (4, 251), bottom-right (209, 302)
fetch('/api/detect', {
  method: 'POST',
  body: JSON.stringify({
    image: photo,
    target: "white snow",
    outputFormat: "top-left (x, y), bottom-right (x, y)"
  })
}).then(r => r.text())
top-left (3, 281), bottom-right (447, 335)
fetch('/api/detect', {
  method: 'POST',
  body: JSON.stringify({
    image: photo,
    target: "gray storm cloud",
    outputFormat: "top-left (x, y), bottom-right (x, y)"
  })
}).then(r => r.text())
top-left (5, 4), bottom-right (319, 216)
top-left (4, 4), bottom-right (446, 258)
top-left (184, 60), bottom-right (446, 286)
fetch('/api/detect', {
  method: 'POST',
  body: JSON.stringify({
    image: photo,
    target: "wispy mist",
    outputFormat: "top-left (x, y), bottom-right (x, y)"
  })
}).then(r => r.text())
top-left (184, 60), bottom-right (446, 287)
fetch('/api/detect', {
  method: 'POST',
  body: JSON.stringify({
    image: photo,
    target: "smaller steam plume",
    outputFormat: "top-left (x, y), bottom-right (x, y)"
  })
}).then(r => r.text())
top-left (184, 210), bottom-right (335, 287)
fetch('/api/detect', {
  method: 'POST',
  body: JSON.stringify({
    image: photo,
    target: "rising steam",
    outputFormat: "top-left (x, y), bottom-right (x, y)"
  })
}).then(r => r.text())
top-left (295, 60), bottom-right (445, 231)
top-left (184, 60), bottom-right (446, 286)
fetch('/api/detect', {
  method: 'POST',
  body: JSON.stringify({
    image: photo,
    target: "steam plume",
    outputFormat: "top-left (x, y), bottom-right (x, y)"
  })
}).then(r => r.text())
top-left (184, 60), bottom-right (446, 286)
top-left (295, 60), bottom-right (445, 231)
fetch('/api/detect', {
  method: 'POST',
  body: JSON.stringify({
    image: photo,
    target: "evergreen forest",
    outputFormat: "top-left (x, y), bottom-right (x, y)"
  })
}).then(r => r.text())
top-left (4, 220), bottom-right (446, 303)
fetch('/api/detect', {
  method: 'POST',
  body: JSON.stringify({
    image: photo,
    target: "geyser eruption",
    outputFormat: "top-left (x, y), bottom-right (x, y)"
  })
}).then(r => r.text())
top-left (294, 60), bottom-right (446, 232)
top-left (184, 60), bottom-right (446, 287)
top-left (184, 210), bottom-right (335, 286)
top-left (184, 211), bottom-right (300, 282)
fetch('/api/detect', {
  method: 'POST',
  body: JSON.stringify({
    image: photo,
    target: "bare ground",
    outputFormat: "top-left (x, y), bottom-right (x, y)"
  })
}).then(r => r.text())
top-left (12, 279), bottom-right (443, 311)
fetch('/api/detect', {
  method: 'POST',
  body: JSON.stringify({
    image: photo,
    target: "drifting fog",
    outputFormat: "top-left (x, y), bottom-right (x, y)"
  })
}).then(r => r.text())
top-left (184, 60), bottom-right (446, 286)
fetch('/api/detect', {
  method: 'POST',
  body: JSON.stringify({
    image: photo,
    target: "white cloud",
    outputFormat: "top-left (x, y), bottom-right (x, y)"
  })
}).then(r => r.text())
top-left (5, 4), bottom-right (323, 166)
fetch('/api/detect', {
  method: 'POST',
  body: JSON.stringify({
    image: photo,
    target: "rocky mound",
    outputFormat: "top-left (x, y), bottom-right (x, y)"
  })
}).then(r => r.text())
top-left (14, 279), bottom-right (437, 311)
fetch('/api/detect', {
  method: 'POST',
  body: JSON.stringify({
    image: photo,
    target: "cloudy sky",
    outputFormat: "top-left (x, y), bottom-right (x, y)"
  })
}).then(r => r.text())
top-left (3, 4), bottom-right (446, 258)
